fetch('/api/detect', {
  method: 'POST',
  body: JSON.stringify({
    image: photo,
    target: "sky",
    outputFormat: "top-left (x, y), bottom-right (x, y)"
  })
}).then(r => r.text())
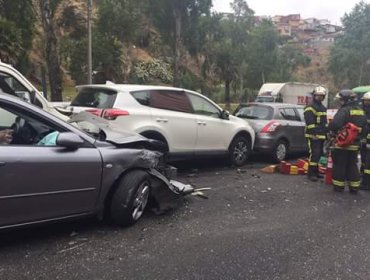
top-left (212, 0), bottom-right (367, 26)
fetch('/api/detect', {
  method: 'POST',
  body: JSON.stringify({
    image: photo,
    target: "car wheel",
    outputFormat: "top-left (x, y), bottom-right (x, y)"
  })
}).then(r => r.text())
top-left (110, 170), bottom-right (151, 227)
top-left (229, 136), bottom-right (251, 166)
top-left (272, 140), bottom-right (288, 163)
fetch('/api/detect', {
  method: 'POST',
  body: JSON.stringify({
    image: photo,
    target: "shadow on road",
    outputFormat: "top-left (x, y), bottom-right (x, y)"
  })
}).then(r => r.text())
top-left (170, 152), bottom-right (308, 173)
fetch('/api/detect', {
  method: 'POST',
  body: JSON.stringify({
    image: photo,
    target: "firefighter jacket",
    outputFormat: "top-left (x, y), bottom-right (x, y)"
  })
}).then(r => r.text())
top-left (362, 104), bottom-right (370, 144)
top-left (304, 99), bottom-right (327, 140)
top-left (328, 101), bottom-right (367, 150)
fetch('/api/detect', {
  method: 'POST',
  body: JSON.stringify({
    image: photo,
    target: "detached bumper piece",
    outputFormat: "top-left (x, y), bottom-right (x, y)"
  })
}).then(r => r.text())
top-left (148, 167), bottom-right (210, 214)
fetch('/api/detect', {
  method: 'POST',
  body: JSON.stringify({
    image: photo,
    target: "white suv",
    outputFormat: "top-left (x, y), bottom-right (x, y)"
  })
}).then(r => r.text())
top-left (66, 84), bottom-right (255, 166)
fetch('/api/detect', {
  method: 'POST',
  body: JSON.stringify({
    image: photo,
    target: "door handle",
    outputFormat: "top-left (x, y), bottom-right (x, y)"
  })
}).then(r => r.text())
top-left (156, 118), bottom-right (168, 123)
top-left (197, 121), bottom-right (206, 125)
top-left (0, 162), bottom-right (6, 167)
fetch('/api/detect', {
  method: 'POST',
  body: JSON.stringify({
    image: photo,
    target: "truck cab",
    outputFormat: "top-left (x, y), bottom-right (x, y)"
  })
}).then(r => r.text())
top-left (0, 61), bottom-right (68, 120)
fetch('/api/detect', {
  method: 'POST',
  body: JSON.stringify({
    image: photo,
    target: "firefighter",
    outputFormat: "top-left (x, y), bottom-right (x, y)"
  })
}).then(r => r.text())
top-left (304, 86), bottom-right (328, 182)
top-left (328, 89), bottom-right (366, 193)
top-left (360, 92), bottom-right (370, 189)
top-left (360, 92), bottom-right (370, 174)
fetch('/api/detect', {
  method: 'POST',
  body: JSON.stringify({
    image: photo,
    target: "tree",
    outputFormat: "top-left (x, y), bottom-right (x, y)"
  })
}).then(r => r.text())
top-left (39, 0), bottom-right (63, 101)
top-left (0, 0), bottom-right (34, 70)
top-left (207, 0), bottom-right (254, 108)
top-left (148, 0), bottom-right (212, 86)
top-left (270, 44), bottom-right (311, 82)
top-left (329, 1), bottom-right (370, 88)
top-left (245, 20), bottom-right (279, 88)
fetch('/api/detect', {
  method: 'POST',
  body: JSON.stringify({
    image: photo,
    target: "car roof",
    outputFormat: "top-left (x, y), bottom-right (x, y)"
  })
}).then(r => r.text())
top-left (77, 83), bottom-right (195, 93)
top-left (239, 102), bottom-right (304, 109)
top-left (75, 83), bottom-right (223, 110)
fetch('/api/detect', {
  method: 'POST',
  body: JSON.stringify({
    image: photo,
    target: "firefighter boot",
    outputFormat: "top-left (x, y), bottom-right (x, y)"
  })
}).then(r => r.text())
top-left (307, 166), bottom-right (318, 182)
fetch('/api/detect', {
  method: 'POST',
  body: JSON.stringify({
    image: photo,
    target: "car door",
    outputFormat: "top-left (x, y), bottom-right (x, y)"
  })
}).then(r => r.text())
top-left (279, 107), bottom-right (304, 151)
top-left (148, 90), bottom-right (197, 154)
top-left (187, 93), bottom-right (229, 153)
top-left (0, 100), bottom-right (102, 227)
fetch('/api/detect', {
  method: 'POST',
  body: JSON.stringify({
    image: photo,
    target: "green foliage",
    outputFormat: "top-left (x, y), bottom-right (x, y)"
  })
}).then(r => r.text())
top-left (245, 20), bottom-right (279, 88)
top-left (0, 18), bottom-right (22, 62)
top-left (96, 0), bottom-right (146, 42)
top-left (130, 59), bottom-right (173, 84)
top-left (270, 44), bottom-right (311, 82)
top-left (329, 1), bottom-right (370, 88)
top-left (180, 70), bottom-right (202, 90)
top-left (0, 0), bottom-right (34, 71)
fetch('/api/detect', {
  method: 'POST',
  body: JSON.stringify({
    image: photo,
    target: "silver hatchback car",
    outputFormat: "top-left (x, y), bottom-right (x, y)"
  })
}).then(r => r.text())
top-left (0, 93), bottom-right (193, 229)
top-left (234, 103), bottom-right (308, 162)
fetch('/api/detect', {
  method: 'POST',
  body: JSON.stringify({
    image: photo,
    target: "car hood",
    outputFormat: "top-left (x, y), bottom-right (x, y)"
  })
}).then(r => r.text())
top-left (69, 112), bottom-right (165, 150)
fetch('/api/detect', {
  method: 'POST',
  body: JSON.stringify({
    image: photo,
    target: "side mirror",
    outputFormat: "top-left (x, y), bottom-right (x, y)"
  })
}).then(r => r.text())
top-left (56, 132), bottom-right (84, 149)
top-left (221, 110), bottom-right (230, 120)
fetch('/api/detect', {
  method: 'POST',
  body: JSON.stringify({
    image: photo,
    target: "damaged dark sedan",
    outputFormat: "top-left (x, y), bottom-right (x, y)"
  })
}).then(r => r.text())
top-left (0, 94), bottom-right (193, 229)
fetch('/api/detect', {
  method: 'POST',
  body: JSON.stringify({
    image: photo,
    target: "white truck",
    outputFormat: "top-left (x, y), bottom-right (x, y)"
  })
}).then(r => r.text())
top-left (0, 60), bottom-right (68, 120)
top-left (255, 82), bottom-right (328, 107)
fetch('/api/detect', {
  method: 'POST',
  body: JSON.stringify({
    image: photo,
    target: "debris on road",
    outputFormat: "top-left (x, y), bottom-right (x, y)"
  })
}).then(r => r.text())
top-left (260, 165), bottom-right (279, 173)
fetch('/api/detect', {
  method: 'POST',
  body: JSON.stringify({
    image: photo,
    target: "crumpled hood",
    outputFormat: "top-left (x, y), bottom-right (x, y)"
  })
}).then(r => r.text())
top-left (69, 112), bottom-right (162, 148)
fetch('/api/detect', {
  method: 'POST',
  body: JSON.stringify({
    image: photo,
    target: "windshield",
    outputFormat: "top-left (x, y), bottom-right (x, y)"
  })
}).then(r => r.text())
top-left (235, 105), bottom-right (273, 120)
top-left (255, 96), bottom-right (275, 103)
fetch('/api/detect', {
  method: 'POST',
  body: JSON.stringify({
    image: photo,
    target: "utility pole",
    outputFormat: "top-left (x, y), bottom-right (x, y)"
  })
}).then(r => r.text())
top-left (87, 0), bottom-right (92, 84)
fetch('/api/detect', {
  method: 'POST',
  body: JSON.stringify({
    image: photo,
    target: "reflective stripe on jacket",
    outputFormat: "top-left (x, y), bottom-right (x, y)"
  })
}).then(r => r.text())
top-left (304, 100), bottom-right (327, 139)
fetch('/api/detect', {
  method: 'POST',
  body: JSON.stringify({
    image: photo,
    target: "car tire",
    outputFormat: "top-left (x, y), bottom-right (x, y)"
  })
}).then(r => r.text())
top-left (110, 170), bottom-right (151, 227)
top-left (229, 136), bottom-right (251, 166)
top-left (272, 140), bottom-right (288, 163)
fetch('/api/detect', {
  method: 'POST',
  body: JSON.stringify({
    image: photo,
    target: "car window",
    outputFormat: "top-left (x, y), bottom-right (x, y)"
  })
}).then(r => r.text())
top-left (71, 88), bottom-right (117, 108)
top-left (0, 101), bottom-right (65, 146)
top-left (235, 105), bottom-right (273, 120)
top-left (0, 71), bottom-right (34, 101)
top-left (296, 108), bottom-right (304, 121)
top-left (149, 90), bottom-right (193, 113)
top-left (187, 93), bottom-right (220, 118)
top-left (280, 108), bottom-right (300, 121)
top-left (131, 90), bottom-right (150, 106)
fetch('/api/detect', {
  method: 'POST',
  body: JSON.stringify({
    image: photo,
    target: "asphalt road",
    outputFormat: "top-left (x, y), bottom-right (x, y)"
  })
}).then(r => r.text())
top-left (2, 159), bottom-right (370, 280)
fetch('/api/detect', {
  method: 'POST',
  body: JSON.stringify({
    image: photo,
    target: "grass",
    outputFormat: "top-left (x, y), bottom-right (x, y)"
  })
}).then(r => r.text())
top-left (62, 86), bottom-right (78, 102)
top-left (218, 103), bottom-right (239, 114)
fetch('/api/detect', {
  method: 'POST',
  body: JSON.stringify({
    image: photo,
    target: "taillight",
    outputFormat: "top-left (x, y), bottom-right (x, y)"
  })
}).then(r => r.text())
top-left (260, 121), bottom-right (281, 133)
top-left (86, 109), bottom-right (103, 116)
top-left (102, 108), bottom-right (129, 120)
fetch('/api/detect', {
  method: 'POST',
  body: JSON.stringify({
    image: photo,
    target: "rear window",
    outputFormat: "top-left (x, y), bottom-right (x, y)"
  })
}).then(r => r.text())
top-left (71, 88), bottom-right (117, 108)
top-left (235, 105), bottom-right (273, 120)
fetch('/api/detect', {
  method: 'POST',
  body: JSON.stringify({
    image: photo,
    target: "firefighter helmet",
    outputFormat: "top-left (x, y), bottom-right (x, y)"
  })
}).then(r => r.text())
top-left (313, 86), bottom-right (327, 96)
top-left (335, 89), bottom-right (356, 103)
top-left (362, 92), bottom-right (370, 100)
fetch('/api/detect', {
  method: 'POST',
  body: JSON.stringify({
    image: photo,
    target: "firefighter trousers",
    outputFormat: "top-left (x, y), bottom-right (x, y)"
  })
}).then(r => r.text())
top-left (360, 143), bottom-right (367, 174)
top-left (332, 148), bottom-right (360, 190)
top-left (307, 138), bottom-right (324, 175)
top-left (362, 149), bottom-right (370, 188)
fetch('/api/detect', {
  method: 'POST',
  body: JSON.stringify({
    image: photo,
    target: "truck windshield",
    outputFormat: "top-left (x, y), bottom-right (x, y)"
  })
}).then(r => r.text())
top-left (255, 96), bottom-right (274, 103)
